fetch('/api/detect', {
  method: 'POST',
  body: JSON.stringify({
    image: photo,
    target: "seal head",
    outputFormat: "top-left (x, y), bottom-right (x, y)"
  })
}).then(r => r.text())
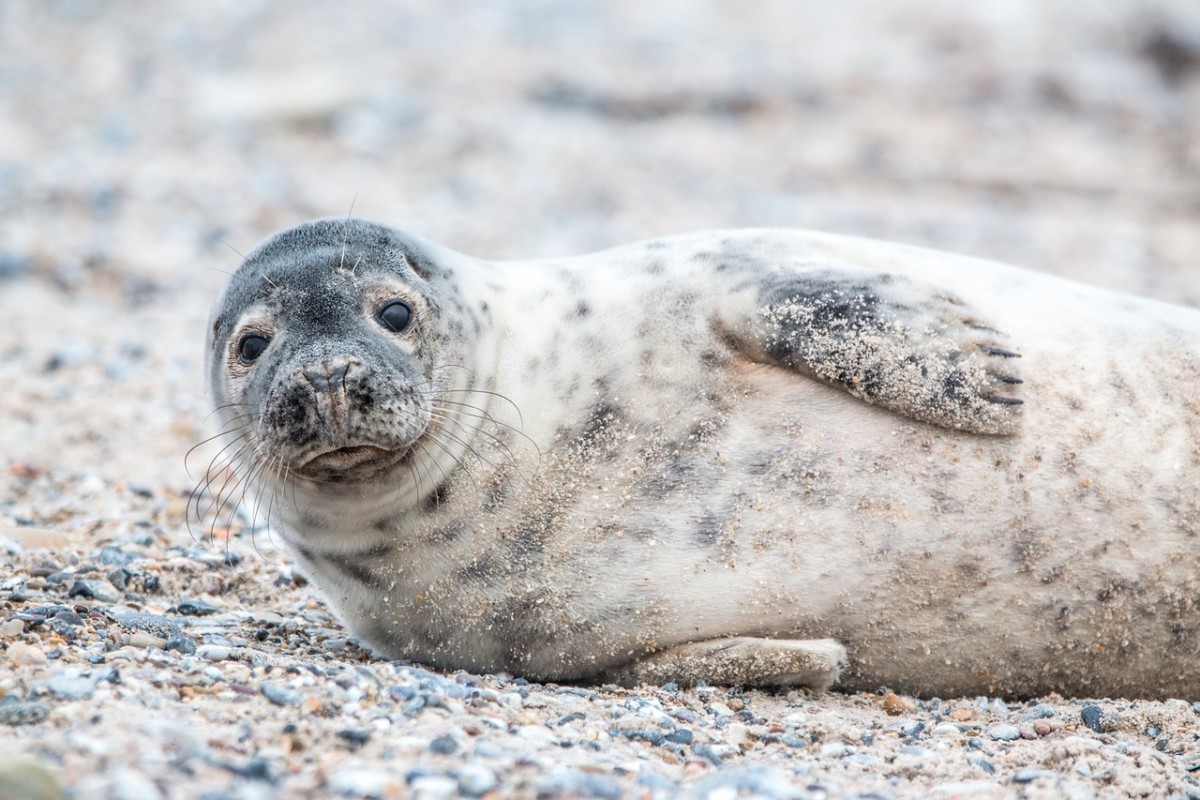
top-left (207, 219), bottom-right (465, 488)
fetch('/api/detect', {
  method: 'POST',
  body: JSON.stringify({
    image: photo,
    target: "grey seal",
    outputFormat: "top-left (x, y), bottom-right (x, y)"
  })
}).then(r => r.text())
top-left (205, 218), bottom-right (1200, 699)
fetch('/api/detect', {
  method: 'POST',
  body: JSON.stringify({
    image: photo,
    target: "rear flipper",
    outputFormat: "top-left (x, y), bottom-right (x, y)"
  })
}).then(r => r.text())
top-left (602, 637), bottom-right (848, 691)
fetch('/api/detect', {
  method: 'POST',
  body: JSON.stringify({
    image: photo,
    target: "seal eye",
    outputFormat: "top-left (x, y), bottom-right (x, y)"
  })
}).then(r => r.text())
top-left (238, 334), bottom-right (270, 364)
top-left (377, 301), bottom-right (413, 333)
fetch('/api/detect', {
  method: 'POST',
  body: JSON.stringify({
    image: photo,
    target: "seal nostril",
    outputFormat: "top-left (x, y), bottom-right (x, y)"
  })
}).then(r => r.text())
top-left (301, 361), bottom-right (352, 393)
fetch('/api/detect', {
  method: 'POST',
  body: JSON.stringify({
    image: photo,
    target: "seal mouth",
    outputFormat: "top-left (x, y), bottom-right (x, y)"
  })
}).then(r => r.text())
top-left (301, 445), bottom-right (394, 471)
top-left (291, 444), bottom-right (410, 483)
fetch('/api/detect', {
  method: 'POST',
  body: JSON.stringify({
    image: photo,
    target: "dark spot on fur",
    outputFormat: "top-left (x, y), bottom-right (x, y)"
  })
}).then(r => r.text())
top-left (320, 553), bottom-right (389, 591)
top-left (572, 301), bottom-right (591, 319)
top-left (694, 509), bottom-right (726, 547)
top-left (422, 477), bottom-right (454, 511)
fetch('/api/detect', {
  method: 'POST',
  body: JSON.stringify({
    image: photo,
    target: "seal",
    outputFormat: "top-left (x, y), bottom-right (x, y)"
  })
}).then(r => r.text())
top-left (206, 218), bottom-right (1200, 699)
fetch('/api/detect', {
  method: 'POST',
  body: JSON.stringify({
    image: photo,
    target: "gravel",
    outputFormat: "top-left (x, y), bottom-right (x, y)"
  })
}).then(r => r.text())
top-left (2, 1), bottom-right (1199, 798)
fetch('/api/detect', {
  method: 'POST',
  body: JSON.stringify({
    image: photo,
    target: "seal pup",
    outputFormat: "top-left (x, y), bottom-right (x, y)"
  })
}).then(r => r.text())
top-left (206, 219), bottom-right (1200, 699)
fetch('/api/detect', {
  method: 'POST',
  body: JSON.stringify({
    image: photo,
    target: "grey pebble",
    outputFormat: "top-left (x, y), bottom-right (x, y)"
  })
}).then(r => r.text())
top-left (165, 636), bottom-right (196, 654)
top-left (456, 765), bottom-right (497, 796)
top-left (111, 611), bottom-right (184, 640)
top-left (1021, 704), bottom-right (1056, 721)
top-left (67, 579), bottom-right (120, 603)
top-left (176, 599), bottom-right (219, 616)
top-left (969, 756), bottom-right (996, 774)
top-left (47, 671), bottom-right (96, 700)
top-left (428, 734), bottom-right (458, 755)
top-left (898, 720), bottom-right (925, 737)
top-left (0, 701), bottom-right (50, 726)
top-left (1012, 769), bottom-right (1055, 783)
top-left (679, 765), bottom-right (808, 800)
top-left (260, 682), bottom-right (300, 707)
top-left (96, 546), bottom-right (140, 566)
top-left (337, 729), bottom-right (371, 749)
top-left (987, 724), bottom-right (1021, 741)
top-left (899, 745), bottom-right (935, 758)
top-left (1080, 704), bottom-right (1105, 733)
top-left (540, 769), bottom-right (622, 800)
top-left (665, 727), bottom-right (694, 745)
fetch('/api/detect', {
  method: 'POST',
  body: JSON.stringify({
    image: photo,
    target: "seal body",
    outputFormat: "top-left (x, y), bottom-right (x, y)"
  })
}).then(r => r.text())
top-left (207, 220), bottom-right (1200, 699)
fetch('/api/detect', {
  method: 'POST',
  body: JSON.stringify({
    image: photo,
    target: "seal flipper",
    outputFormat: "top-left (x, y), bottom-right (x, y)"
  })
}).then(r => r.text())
top-left (721, 269), bottom-right (1024, 435)
top-left (602, 637), bottom-right (848, 690)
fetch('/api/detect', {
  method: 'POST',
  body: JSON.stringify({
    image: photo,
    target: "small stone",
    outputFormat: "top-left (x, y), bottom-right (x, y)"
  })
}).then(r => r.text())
top-left (539, 769), bottom-right (623, 799)
top-left (1080, 704), bottom-right (1105, 733)
top-left (67, 579), bottom-right (120, 603)
top-left (0, 756), bottom-right (65, 800)
top-left (409, 775), bottom-right (458, 799)
top-left (106, 568), bottom-right (133, 590)
top-left (898, 720), bottom-right (925, 738)
top-left (456, 765), bottom-right (497, 796)
top-left (987, 724), bottom-right (1021, 741)
top-left (196, 645), bottom-right (231, 662)
top-left (818, 742), bottom-right (849, 757)
top-left (664, 728), bottom-right (694, 745)
top-left (126, 632), bottom-right (167, 650)
top-left (707, 702), bottom-right (734, 717)
top-left (47, 671), bottom-right (95, 700)
top-left (932, 723), bottom-right (961, 737)
top-left (175, 599), bottom-right (219, 616)
top-left (7, 641), bottom-right (48, 666)
top-left (883, 692), bottom-right (909, 716)
top-left (165, 637), bottom-right (196, 655)
top-left (0, 619), bottom-right (24, 638)
top-left (327, 768), bottom-right (396, 796)
top-left (337, 728), bottom-right (371, 748)
top-left (429, 734), bottom-right (458, 755)
top-left (1033, 719), bottom-right (1052, 736)
top-left (1012, 769), bottom-right (1053, 783)
top-left (260, 682), bottom-right (300, 706)
top-left (96, 546), bottom-right (139, 566)
top-left (0, 701), bottom-right (50, 726)
top-left (1022, 704), bottom-right (1056, 721)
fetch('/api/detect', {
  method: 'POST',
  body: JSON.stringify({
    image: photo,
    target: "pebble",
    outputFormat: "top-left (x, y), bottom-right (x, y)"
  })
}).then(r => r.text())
top-left (1012, 768), bottom-right (1056, 783)
top-left (196, 645), bottom-right (232, 662)
top-left (1080, 704), bottom-right (1109, 733)
top-left (456, 765), bottom-right (497, 796)
top-left (931, 723), bottom-right (961, 737)
top-left (68, 578), bottom-right (120, 603)
top-left (7, 641), bottom-right (48, 666)
top-left (987, 724), bottom-right (1021, 741)
top-left (175, 599), bottom-right (219, 616)
top-left (327, 768), bottom-right (396, 796)
top-left (96, 546), bottom-right (140, 566)
top-left (165, 636), bottom-right (196, 654)
top-left (429, 734), bottom-right (458, 755)
top-left (260, 682), bottom-right (300, 706)
top-left (47, 670), bottom-right (96, 700)
top-left (0, 619), bottom-right (24, 637)
top-left (539, 769), bottom-right (622, 799)
top-left (0, 757), bottom-right (65, 800)
top-left (0, 701), bottom-right (50, 726)
top-left (126, 632), bottom-right (167, 650)
top-left (409, 774), bottom-right (458, 798)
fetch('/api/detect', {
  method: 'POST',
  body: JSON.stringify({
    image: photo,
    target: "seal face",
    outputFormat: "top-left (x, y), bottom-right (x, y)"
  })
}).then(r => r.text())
top-left (206, 219), bottom-right (1200, 699)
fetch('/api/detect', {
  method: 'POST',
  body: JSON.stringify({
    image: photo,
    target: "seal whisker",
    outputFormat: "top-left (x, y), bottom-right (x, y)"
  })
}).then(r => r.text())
top-left (428, 397), bottom-right (541, 456)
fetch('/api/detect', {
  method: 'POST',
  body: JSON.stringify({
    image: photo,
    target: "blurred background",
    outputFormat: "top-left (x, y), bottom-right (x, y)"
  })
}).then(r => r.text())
top-left (1, 0), bottom-right (1198, 489)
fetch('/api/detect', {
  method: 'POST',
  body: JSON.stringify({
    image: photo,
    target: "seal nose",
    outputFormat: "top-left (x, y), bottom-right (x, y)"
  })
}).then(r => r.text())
top-left (301, 360), bottom-right (351, 393)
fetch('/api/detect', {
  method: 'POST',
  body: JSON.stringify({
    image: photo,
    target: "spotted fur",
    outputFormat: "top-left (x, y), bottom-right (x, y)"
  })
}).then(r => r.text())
top-left (206, 220), bottom-right (1200, 699)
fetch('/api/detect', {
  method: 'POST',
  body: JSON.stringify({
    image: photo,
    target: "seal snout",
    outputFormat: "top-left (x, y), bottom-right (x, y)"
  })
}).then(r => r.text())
top-left (300, 360), bottom-right (352, 393)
